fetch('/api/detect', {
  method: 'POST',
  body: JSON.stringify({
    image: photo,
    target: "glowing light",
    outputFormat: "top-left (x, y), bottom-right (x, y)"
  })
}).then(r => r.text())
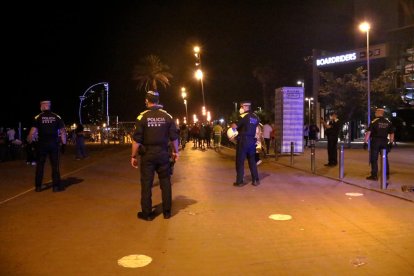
top-left (193, 46), bottom-right (200, 53)
top-left (207, 111), bottom-right (211, 122)
top-left (359, 22), bottom-right (370, 32)
top-left (195, 69), bottom-right (203, 80)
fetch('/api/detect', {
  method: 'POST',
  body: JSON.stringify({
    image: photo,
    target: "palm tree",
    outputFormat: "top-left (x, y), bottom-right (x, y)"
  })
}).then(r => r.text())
top-left (252, 66), bottom-right (277, 113)
top-left (132, 55), bottom-right (173, 92)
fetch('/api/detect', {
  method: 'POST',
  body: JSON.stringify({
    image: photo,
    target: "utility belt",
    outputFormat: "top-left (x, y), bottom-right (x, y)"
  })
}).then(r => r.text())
top-left (139, 144), bottom-right (168, 155)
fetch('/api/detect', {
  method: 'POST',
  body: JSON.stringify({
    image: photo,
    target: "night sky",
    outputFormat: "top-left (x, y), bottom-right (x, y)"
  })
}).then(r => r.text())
top-left (3, 0), bottom-right (358, 128)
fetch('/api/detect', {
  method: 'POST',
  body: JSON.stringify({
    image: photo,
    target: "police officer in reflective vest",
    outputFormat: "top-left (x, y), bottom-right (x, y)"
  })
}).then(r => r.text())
top-left (364, 107), bottom-right (394, 181)
top-left (131, 91), bottom-right (179, 221)
top-left (28, 99), bottom-right (67, 192)
top-left (234, 100), bottom-right (260, 187)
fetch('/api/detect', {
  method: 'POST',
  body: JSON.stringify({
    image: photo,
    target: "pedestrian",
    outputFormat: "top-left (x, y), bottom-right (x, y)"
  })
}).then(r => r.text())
top-left (234, 100), bottom-right (260, 186)
top-left (213, 121), bottom-right (223, 150)
top-left (131, 91), bottom-right (179, 221)
top-left (363, 107), bottom-right (395, 181)
top-left (321, 111), bottom-right (340, 167)
top-left (308, 123), bottom-right (319, 143)
top-left (262, 121), bottom-right (272, 155)
top-left (27, 99), bottom-right (67, 192)
top-left (75, 123), bottom-right (87, 160)
top-left (179, 123), bottom-right (189, 150)
top-left (255, 123), bottom-right (264, 166)
top-left (25, 130), bottom-right (38, 165)
top-left (303, 124), bottom-right (309, 147)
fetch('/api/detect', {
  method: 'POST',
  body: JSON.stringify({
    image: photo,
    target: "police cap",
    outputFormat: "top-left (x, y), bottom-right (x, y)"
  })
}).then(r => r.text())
top-left (375, 107), bottom-right (385, 112)
top-left (146, 90), bottom-right (159, 103)
top-left (240, 100), bottom-right (251, 107)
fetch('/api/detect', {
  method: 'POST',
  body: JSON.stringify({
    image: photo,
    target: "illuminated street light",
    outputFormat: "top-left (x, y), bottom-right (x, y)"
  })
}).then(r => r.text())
top-left (359, 21), bottom-right (371, 127)
top-left (359, 21), bottom-right (371, 150)
top-left (181, 87), bottom-right (187, 99)
top-left (193, 114), bottom-right (198, 123)
top-left (181, 87), bottom-right (188, 121)
top-left (193, 46), bottom-right (206, 115)
top-left (207, 111), bottom-right (211, 122)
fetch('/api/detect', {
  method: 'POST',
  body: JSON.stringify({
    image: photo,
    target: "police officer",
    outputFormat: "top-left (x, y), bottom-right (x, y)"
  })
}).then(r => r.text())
top-left (321, 111), bottom-right (340, 167)
top-left (28, 99), bottom-right (67, 192)
top-left (131, 91), bottom-right (179, 221)
top-left (364, 107), bottom-right (394, 181)
top-left (234, 101), bottom-right (260, 187)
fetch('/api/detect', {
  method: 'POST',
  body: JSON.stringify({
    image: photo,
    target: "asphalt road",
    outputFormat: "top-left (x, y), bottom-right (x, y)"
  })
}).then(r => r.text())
top-left (1, 144), bottom-right (413, 275)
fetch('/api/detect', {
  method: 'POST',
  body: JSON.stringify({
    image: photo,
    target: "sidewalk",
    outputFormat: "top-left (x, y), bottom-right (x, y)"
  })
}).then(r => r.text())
top-left (222, 141), bottom-right (414, 202)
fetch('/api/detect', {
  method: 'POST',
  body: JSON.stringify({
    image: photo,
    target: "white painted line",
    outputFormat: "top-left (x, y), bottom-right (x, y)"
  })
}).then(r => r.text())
top-left (118, 255), bottom-right (152, 268)
top-left (0, 161), bottom-right (99, 205)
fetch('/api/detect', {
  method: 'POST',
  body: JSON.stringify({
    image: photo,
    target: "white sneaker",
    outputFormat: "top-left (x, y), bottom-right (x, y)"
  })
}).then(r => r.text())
top-left (256, 160), bottom-right (262, 165)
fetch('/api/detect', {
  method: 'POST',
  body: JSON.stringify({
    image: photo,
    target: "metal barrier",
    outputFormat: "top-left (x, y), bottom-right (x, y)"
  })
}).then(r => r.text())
top-left (380, 148), bottom-right (387, 189)
top-left (310, 140), bottom-right (316, 173)
top-left (290, 142), bottom-right (294, 165)
top-left (339, 144), bottom-right (344, 180)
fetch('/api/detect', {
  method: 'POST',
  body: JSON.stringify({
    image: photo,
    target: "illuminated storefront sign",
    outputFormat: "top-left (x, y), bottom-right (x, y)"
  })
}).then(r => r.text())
top-left (316, 53), bottom-right (357, 66)
top-left (316, 43), bottom-right (388, 67)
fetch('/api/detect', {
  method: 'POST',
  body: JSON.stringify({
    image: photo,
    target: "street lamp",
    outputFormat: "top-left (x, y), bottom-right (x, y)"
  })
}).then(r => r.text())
top-left (181, 87), bottom-right (188, 122)
top-left (305, 97), bottom-right (314, 125)
top-left (194, 46), bottom-right (206, 112)
top-left (359, 21), bottom-right (371, 127)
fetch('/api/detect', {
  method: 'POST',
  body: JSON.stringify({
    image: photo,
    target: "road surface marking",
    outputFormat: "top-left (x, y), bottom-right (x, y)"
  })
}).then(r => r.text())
top-left (118, 255), bottom-right (152, 268)
top-left (269, 214), bottom-right (292, 221)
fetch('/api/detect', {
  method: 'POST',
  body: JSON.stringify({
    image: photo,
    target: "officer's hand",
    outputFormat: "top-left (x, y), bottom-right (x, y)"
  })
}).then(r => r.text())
top-left (172, 152), bottom-right (179, 162)
top-left (131, 157), bottom-right (138, 168)
top-left (363, 142), bottom-right (368, 150)
top-left (61, 144), bottom-right (66, 154)
top-left (387, 142), bottom-right (393, 153)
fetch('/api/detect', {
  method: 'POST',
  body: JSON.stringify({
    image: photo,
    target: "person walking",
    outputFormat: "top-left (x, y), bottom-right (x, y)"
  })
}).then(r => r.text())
top-left (321, 112), bottom-right (340, 167)
top-left (234, 100), bottom-right (260, 187)
top-left (303, 124), bottom-right (309, 148)
top-left (262, 121), bottom-right (272, 155)
top-left (213, 121), bottom-right (223, 150)
top-left (75, 123), bottom-right (87, 160)
top-left (28, 99), bottom-right (67, 192)
top-left (308, 123), bottom-right (319, 143)
top-left (131, 91), bottom-right (179, 221)
top-left (364, 107), bottom-right (394, 181)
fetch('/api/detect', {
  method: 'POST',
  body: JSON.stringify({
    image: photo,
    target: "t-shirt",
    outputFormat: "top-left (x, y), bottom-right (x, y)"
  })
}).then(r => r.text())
top-left (262, 124), bottom-right (272, 139)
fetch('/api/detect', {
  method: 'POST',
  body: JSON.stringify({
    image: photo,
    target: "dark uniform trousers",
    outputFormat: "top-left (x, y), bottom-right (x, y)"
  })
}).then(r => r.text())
top-left (35, 142), bottom-right (61, 188)
top-left (370, 137), bottom-right (389, 177)
top-left (327, 135), bottom-right (338, 165)
top-left (236, 136), bottom-right (259, 183)
top-left (140, 146), bottom-right (172, 214)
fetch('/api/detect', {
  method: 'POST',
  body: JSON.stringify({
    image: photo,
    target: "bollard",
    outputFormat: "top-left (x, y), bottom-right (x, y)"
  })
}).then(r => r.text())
top-left (274, 140), bottom-right (278, 161)
top-left (310, 142), bottom-right (316, 174)
top-left (380, 148), bottom-right (387, 189)
top-left (290, 142), bottom-right (294, 165)
top-left (339, 144), bottom-right (344, 180)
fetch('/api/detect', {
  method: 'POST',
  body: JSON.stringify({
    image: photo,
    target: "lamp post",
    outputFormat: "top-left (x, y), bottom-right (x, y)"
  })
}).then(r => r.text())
top-left (359, 22), bottom-right (371, 127)
top-left (305, 97), bottom-right (314, 125)
top-left (181, 87), bottom-right (188, 123)
top-left (194, 46), bottom-right (206, 113)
